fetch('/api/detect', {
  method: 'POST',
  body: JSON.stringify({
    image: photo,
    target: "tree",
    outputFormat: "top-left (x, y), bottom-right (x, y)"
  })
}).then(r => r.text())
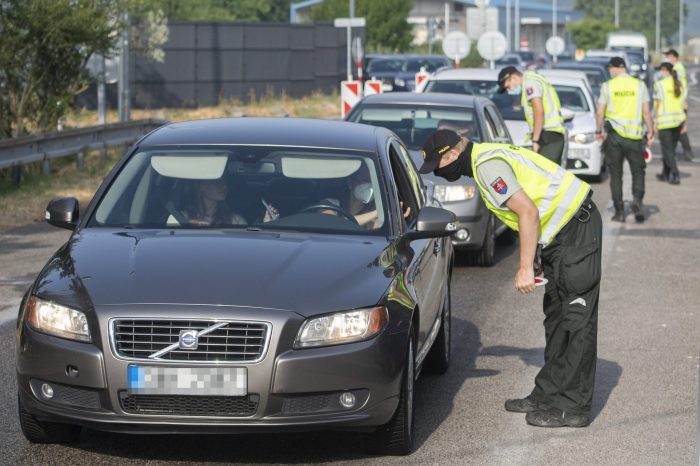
top-left (134, 0), bottom-right (292, 22)
top-left (0, 0), bottom-right (124, 138)
top-left (568, 19), bottom-right (617, 50)
top-left (310, 0), bottom-right (415, 53)
top-left (573, 0), bottom-right (688, 50)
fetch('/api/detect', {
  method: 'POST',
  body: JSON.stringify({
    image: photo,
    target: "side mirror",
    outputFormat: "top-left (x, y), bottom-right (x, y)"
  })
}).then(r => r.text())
top-left (45, 197), bottom-right (79, 231)
top-left (561, 108), bottom-right (575, 123)
top-left (405, 207), bottom-right (457, 241)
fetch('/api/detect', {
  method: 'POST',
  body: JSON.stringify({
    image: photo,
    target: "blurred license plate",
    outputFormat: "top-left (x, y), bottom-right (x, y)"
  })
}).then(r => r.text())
top-left (127, 365), bottom-right (247, 396)
top-left (569, 148), bottom-right (591, 159)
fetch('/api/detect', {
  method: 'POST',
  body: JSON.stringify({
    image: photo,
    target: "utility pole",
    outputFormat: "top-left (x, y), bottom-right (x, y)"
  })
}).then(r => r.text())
top-left (444, 2), bottom-right (450, 37)
top-left (614, 0), bottom-right (619, 28)
top-left (118, 11), bottom-right (130, 122)
top-left (655, 0), bottom-right (661, 56)
top-left (552, 0), bottom-right (557, 38)
top-left (97, 54), bottom-right (106, 125)
top-left (347, 0), bottom-right (354, 82)
top-left (679, 0), bottom-right (684, 55)
top-left (506, 0), bottom-right (511, 51)
top-left (515, 0), bottom-right (520, 50)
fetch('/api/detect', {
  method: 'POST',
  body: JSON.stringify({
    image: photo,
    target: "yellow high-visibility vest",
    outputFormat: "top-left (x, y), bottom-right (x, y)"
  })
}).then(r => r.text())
top-left (654, 76), bottom-right (686, 130)
top-left (673, 62), bottom-right (688, 100)
top-left (521, 71), bottom-right (565, 135)
top-left (471, 143), bottom-right (590, 247)
top-left (602, 75), bottom-right (645, 140)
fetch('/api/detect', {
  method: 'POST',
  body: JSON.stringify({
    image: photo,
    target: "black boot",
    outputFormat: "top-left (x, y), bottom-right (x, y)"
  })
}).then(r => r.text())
top-left (611, 202), bottom-right (625, 222)
top-left (525, 407), bottom-right (590, 428)
top-left (505, 395), bottom-right (551, 413)
top-left (669, 173), bottom-right (680, 185)
top-left (655, 172), bottom-right (668, 182)
top-left (631, 198), bottom-right (644, 223)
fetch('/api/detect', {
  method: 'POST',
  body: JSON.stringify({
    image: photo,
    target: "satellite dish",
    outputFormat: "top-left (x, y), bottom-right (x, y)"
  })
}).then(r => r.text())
top-left (442, 31), bottom-right (471, 61)
top-left (477, 31), bottom-right (507, 62)
top-left (545, 36), bottom-right (566, 57)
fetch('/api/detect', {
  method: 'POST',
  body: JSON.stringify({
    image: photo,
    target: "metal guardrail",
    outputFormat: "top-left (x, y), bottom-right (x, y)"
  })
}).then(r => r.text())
top-left (0, 119), bottom-right (169, 173)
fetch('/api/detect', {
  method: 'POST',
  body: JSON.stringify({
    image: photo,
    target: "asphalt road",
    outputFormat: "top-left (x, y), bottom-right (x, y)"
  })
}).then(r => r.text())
top-left (1, 70), bottom-right (699, 465)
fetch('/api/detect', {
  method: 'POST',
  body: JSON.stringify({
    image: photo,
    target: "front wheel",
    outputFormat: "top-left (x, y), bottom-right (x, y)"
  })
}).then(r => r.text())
top-left (468, 215), bottom-right (496, 267)
top-left (364, 332), bottom-right (415, 456)
top-left (18, 394), bottom-right (81, 444)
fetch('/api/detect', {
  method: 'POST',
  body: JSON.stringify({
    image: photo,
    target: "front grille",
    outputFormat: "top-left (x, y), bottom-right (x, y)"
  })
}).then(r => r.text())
top-left (112, 319), bottom-right (270, 363)
top-left (119, 391), bottom-right (259, 417)
top-left (282, 393), bottom-right (333, 415)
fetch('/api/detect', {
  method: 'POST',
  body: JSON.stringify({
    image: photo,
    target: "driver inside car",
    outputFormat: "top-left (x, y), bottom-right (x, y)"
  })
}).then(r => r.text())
top-left (317, 166), bottom-right (379, 229)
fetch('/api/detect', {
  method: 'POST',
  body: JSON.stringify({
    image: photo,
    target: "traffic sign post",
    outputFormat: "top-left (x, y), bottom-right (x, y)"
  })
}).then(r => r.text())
top-left (335, 17), bottom-right (366, 82)
top-left (352, 37), bottom-right (364, 84)
top-left (477, 31), bottom-right (507, 69)
top-left (341, 80), bottom-right (361, 118)
top-left (442, 31), bottom-right (471, 69)
top-left (545, 36), bottom-right (566, 63)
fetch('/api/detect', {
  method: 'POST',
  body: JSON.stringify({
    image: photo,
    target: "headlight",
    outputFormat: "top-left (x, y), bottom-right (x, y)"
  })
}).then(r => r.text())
top-left (26, 296), bottom-right (91, 342)
top-left (394, 77), bottom-right (406, 87)
top-left (570, 132), bottom-right (596, 144)
top-left (433, 184), bottom-right (476, 202)
top-left (295, 306), bottom-right (388, 348)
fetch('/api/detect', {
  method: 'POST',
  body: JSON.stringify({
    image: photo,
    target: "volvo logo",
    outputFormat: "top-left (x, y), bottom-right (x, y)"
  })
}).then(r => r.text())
top-left (179, 330), bottom-right (199, 350)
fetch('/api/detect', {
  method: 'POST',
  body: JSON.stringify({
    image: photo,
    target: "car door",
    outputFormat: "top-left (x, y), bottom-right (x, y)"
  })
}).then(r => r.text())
top-left (389, 139), bottom-right (444, 351)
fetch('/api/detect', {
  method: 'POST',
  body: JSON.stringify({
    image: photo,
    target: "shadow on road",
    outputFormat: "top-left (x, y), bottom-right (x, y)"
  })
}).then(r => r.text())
top-left (479, 345), bottom-right (622, 422)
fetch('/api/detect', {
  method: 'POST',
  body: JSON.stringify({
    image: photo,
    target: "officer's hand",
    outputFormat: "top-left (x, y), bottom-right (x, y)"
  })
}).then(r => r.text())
top-left (646, 133), bottom-right (654, 148)
top-left (596, 133), bottom-right (606, 144)
top-left (532, 142), bottom-right (541, 153)
top-left (681, 123), bottom-right (688, 135)
top-left (515, 266), bottom-right (535, 294)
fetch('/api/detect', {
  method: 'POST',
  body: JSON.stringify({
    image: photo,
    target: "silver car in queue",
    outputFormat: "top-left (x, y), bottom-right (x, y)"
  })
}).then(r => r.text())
top-left (345, 92), bottom-right (517, 266)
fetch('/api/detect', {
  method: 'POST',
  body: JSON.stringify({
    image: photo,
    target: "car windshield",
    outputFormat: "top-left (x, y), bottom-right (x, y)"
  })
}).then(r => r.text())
top-left (404, 58), bottom-right (446, 72)
top-left (367, 58), bottom-right (404, 73)
top-left (347, 104), bottom-right (481, 149)
top-left (556, 66), bottom-right (606, 89)
top-left (518, 52), bottom-right (535, 62)
top-left (89, 147), bottom-right (389, 235)
top-left (553, 85), bottom-right (590, 112)
top-left (424, 79), bottom-right (526, 121)
top-left (496, 56), bottom-right (520, 65)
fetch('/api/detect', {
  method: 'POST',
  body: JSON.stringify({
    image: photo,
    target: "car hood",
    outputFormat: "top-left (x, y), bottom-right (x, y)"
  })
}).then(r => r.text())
top-left (504, 119), bottom-right (531, 146)
top-left (34, 229), bottom-right (397, 317)
top-left (564, 111), bottom-right (596, 133)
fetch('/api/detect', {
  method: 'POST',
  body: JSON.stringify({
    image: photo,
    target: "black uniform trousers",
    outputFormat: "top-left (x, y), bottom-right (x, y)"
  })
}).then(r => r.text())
top-left (538, 130), bottom-right (566, 166)
top-left (530, 196), bottom-right (602, 415)
top-left (659, 125), bottom-right (681, 179)
top-left (603, 127), bottom-right (646, 212)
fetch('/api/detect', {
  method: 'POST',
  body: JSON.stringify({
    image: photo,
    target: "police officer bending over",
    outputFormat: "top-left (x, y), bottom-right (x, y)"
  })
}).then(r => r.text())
top-left (419, 129), bottom-right (602, 428)
top-left (596, 57), bottom-right (654, 223)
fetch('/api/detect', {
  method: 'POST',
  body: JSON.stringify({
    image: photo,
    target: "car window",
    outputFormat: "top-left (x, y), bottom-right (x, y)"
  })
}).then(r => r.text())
top-left (347, 104), bottom-right (481, 148)
top-left (485, 106), bottom-right (508, 139)
top-left (388, 143), bottom-right (419, 224)
top-left (424, 79), bottom-right (526, 121)
top-left (404, 58), bottom-right (448, 72)
top-left (367, 58), bottom-right (404, 73)
top-left (89, 147), bottom-right (389, 235)
top-left (553, 85), bottom-right (590, 112)
top-left (394, 141), bottom-right (425, 209)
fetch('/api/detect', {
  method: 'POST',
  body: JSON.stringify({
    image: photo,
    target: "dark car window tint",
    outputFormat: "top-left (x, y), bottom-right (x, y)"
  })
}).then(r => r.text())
top-left (485, 106), bottom-right (508, 139)
top-left (395, 141), bottom-right (425, 210)
top-left (347, 104), bottom-right (481, 149)
top-left (367, 58), bottom-right (404, 73)
top-left (388, 143), bottom-right (419, 224)
top-left (424, 79), bottom-right (526, 121)
top-left (404, 58), bottom-right (448, 72)
top-left (89, 148), bottom-right (389, 235)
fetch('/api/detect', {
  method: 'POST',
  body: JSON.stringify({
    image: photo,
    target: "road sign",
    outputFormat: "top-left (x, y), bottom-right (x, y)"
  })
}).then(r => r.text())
top-left (352, 37), bottom-right (364, 62)
top-left (477, 31), bottom-right (507, 62)
top-left (364, 79), bottom-right (383, 96)
top-left (414, 67), bottom-right (430, 92)
top-left (442, 31), bottom-right (471, 66)
top-left (341, 81), bottom-right (361, 118)
top-left (334, 17), bottom-right (366, 28)
top-left (545, 36), bottom-right (566, 57)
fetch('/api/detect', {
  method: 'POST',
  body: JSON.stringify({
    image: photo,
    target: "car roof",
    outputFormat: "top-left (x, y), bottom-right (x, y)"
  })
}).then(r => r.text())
top-left (538, 69), bottom-right (589, 82)
top-left (356, 91), bottom-right (488, 107)
top-left (430, 68), bottom-right (499, 80)
top-left (139, 117), bottom-right (382, 151)
top-left (554, 62), bottom-right (606, 71)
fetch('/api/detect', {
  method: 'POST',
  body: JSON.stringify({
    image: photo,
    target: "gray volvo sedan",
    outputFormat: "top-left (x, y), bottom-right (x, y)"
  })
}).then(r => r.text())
top-left (16, 118), bottom-right (455, 455)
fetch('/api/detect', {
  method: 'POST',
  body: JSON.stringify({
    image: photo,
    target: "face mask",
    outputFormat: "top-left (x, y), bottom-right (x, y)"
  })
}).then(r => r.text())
top-left (434, 148), bottom-right (472, 182)
top-left (353, 182), bottom-right (374, 204)
top-left (507, 86), bottom-right (522, 96)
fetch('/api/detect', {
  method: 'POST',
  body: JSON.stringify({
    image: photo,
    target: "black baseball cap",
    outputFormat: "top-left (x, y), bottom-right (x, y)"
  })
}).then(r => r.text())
top-left (663, 49), bottom-right (679, 58)
top-left (419, 130), bottom-right (462, 174)
top-left (656, 61), bottom-right (674, 72)
top-left (607, 57), bottom-right (626, 68)
top-left (497, 66), bottom-right (519, 94)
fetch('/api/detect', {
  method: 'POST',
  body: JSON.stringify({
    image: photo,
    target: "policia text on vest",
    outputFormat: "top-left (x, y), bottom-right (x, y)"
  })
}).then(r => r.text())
top-left (419, 129), bottom-right (601, 428)
top-left (595, 57), bottom-right (654, 223)
top-left (497, 66), bottom-right (566, 166)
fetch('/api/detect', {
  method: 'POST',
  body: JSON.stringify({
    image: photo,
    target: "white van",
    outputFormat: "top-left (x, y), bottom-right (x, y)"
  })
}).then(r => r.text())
top-left (606, 31), bottom-right (648, 59)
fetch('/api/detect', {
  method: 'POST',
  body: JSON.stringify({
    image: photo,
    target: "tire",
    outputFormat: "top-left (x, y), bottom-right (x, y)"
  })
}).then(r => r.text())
top-left (18, 394), bottom-right (81, 444)
top-left (468, 215), bottom-right (496, 267)
top-left (496, 228), bottom-right (518, 246)
top-left (425, 280), bottom-right (451, 375)
top-left (364, 332), bottom-right (415, 456)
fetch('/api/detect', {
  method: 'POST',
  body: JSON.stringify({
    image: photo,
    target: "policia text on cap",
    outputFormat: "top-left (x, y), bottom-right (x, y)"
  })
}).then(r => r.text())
top-left (498, 66), bottom-right (566, 165)
top-left (419, 129), bottom-right (601, 428)
top-left (595, 57), bottom-right (654, 223)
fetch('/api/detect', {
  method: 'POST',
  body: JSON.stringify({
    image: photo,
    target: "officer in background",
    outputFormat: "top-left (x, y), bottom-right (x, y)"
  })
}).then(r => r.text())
top-left (596, 57), bottom-right (654, 223)
top-left (497, 66), bottom-right (566, 165)
top-left (654, 62), bottom-right (686, 185)
top-left (664, 49), bottom-right (694, 161)
top-left (419, 129), bottom-right (602, 428)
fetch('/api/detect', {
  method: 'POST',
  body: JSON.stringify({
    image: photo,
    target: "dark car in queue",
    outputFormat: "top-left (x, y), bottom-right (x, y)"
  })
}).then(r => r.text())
top-left (345, 92), bottom-right (518, 266)
top-left (16, 118), bottom-right (457, 456)
top-left (366, 55), bottom-right (452, 92)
